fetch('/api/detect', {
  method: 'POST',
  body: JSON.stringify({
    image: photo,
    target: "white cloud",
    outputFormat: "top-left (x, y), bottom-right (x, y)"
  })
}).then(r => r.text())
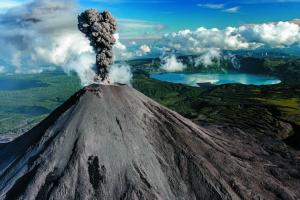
top-left (118, 18), bottom-right (166, 30)
top-left (158, 21), bottom-right (300, 54)
top-left (0, 0), bottom-right (30, 13)
top-left (159, 27), bottom-right (258, 54)
top-left (113, 33), bottom-right (136, 60)
top-left (113, 36), bottom-right (153, 60)
top-left (151, 21), bottom-right (300, 67)
top-left (240, 21), bottom-right (300, 48)
top-left (197, 3), bottom-right (224, 9)
top-left (195, 49), bottom-right (222, 67)
top-left (140, 44), bottom-right (151, 53)
top-left (105, 20), bottom-right (300, 69)
top-left (0, 0), bottom-right (97, 85)
top-left (34, 32), bottom-right (93, 66)
top-left (161, 55), bottom-right (187, 72)
top-left (196, 3), bottom-right (239, 14)
top-left (223, 6), bottom-right (239, 13)
top-left (0, 65), bottom-right (5, 73)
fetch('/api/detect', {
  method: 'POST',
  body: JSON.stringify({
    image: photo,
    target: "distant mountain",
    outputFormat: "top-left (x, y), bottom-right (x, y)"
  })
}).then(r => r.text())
top-left (0, 84), bottom-right (299, 200)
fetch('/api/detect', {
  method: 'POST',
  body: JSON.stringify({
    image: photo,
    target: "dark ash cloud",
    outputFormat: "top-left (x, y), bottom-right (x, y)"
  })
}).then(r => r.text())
top-left (78, 9), bottom-right (117, 81)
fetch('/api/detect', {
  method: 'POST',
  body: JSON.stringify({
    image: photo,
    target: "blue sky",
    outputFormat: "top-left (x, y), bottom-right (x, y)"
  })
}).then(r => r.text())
top-left (79, 0), bottom-right (300, 35)
top-left (0, 0), bottom-right (299, 40)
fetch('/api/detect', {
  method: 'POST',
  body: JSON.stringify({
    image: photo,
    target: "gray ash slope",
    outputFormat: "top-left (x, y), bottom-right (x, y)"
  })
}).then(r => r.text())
top-left (0, 84), bottom-right (299, 200)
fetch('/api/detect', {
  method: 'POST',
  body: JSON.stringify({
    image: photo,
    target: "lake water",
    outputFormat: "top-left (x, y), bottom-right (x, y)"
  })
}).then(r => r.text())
top-left (0, 79), bottom-right (48, 91)
top-left (150, 73), bottom-right (281, 86)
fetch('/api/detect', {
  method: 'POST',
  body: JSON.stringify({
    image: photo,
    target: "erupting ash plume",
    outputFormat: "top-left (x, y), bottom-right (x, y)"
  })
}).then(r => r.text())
top-left (78, 9), bottom-right (117, 81)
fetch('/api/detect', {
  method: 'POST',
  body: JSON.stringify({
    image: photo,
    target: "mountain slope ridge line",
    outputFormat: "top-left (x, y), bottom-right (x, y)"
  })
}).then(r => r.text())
top-left (0, 84), bottom-right (298, 200)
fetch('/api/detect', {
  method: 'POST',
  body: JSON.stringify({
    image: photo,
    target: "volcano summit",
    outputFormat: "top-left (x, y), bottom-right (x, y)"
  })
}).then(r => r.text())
top-left (0, 84), bottom-right (299, 200)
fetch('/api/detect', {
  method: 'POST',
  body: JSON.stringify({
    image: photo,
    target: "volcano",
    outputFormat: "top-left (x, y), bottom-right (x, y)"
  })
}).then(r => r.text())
top-left (0, 84), bottom-right (299, 200)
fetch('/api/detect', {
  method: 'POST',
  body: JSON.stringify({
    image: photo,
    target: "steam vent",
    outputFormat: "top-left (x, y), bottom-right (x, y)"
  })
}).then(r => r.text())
top-left (0, 84), bottom-right (299, 200)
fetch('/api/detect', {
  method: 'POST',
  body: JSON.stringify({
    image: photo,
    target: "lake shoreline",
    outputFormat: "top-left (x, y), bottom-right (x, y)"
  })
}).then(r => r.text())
top-left (150, 72), bottom-right (281, 87)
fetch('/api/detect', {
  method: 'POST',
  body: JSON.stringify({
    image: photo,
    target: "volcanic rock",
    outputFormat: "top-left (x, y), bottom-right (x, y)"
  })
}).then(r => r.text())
top-left (0, 84), bottom-right (299, 200)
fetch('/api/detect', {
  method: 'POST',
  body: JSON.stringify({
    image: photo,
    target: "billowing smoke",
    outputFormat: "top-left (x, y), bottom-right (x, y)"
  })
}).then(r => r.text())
top-left (160, 55), bottom-right (187, 72)
top-left (78, 9), bottom-right (117, 82)
top-left (0, 0), bottom-right (96, 85)
top-left (108, 64), bottom-right (132, 85)
top-left (0, 0), bottom-right (132, 86)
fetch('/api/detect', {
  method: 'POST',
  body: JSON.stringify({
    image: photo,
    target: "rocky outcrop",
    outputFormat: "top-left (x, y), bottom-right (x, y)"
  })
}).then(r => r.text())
top-left (0, 84), bottom-right (299, 200)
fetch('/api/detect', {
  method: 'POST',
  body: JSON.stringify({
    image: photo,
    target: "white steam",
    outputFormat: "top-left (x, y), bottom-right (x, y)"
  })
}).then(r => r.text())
top-left (108, 64), bottom-right (132, 85)
top-left (63, 52), bottom-right (95, 86)
top-left (0, 0), bottom-right (98, 85)
top-left (161, 55), bottom-right (187, 72)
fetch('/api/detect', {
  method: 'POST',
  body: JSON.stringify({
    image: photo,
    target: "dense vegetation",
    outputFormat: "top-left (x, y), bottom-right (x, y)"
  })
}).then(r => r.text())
top-left (0, 55), bottom-right (300, 148)
top-left (0, 72), bottom-right (81, 135)
top-left (132, 73), bottom-right (300, 148)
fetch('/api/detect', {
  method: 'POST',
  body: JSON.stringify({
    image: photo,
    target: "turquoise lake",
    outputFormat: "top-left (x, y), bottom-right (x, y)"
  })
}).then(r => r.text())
top-left (150, 73), bottom-right (281, 86)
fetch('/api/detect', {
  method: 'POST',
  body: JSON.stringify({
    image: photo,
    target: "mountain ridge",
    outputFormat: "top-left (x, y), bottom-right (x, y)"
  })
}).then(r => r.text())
top-left (0, 84), bottom-right (299, 200)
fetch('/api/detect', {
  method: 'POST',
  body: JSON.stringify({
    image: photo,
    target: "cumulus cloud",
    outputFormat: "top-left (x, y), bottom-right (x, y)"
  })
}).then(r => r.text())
top-left (240, 21), bottom-right (300, 48)
top-left (158, 21), bottom-right (300, 55)
top-left (195, 49), bottom-right (222, 67)
top-left (112, 20), bottom-right (300, 69)
top-left (108, 64), bottom-right (132, 85)
top-left (160, 27), bottom-right (257, 53)
top-left (140, 45), bottom-right (151, 53)
top-left (0, 0), bottom-right (98, 85)
top-left (152, 21), bottom-right (300, 67)
top-left (113, 36), bottom-right (152, 60)
top-left (161, 55), bottom-right (187, 72)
